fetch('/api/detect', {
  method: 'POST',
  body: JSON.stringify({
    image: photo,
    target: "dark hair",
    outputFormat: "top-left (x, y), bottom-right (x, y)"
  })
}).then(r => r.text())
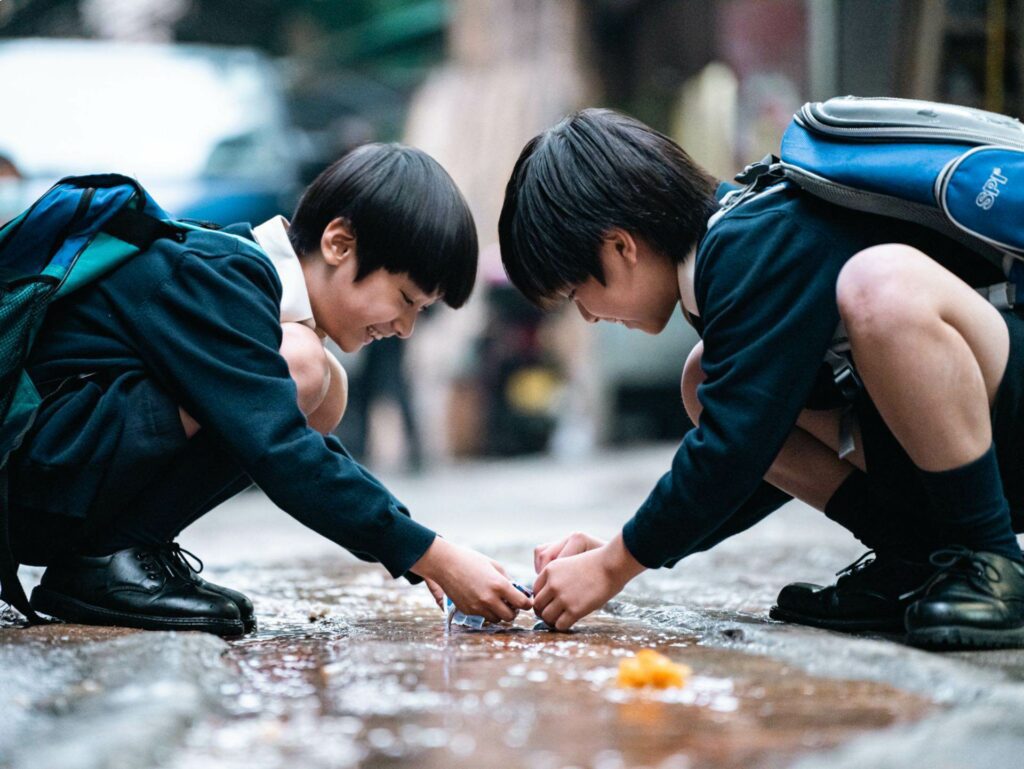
top-left (290, 143), bottom-right (478, 308)
top-left (498, 108), bottom-right (717, 307)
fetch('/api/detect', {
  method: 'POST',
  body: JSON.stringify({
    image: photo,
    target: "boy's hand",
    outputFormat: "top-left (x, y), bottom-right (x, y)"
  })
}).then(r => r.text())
top-left (534, 531), bottom-right (606, 573)
top-left (533, 534), bottom-right (646, 631)
top-left (410, 538), bottom-right (532, 623)
top-left (423, 577), bottom-right (445, 609)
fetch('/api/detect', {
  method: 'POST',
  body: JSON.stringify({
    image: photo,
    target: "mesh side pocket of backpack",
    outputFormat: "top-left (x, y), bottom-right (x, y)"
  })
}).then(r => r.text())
top-left (0, 281), bottom-right (52, 461)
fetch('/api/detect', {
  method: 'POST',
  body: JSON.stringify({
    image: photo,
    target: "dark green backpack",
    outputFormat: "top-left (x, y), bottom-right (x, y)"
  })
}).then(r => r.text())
top-left (0, 174), bottom-right (186, 622)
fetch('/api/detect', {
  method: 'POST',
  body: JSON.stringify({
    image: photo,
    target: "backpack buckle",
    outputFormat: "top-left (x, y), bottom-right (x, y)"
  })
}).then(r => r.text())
top-left (734, 155), bottom-right (781, 185)
top-left (833, 365), bottom-right (863, 401)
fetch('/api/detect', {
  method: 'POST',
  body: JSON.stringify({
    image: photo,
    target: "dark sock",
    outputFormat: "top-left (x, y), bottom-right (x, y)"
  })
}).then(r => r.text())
top-left (916, 445), bottom-right (1023, 561)
top-left (824, 471), bottom-right (931, 559)
top-left (825, 471), bottom-right (877, 546)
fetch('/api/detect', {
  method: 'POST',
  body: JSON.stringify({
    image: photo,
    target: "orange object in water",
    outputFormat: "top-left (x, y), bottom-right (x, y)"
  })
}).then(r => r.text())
top-left (617, 649), bottom-right (691, 689)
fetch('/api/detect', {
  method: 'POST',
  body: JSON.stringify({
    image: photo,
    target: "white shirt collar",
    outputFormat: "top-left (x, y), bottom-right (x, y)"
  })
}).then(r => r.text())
top-left (252, 216), bottom-right (316, 329)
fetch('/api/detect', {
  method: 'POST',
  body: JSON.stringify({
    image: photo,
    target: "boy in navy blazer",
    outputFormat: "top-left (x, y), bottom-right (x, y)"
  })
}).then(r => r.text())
top-left (499, 109), bottom-right (1024, 650)
top-left (11, 144), bottom-right (531, 635)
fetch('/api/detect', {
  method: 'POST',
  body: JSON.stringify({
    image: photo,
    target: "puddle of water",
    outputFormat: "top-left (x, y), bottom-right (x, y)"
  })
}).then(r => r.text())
top-left (165, 557), bottom-right (934, 769)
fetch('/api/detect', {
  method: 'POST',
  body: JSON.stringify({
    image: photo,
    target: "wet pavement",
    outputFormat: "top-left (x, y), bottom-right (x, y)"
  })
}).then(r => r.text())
top-left (3, 445), bottom-right (1024, 768)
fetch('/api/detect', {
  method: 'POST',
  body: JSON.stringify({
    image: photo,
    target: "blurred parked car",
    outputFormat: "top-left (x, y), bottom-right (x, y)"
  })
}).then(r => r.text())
top-left (0, 38), bottom-right (307, 226)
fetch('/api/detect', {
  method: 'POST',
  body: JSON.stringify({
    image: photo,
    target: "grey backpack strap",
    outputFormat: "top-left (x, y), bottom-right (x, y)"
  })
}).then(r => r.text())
top-left (824, 322), bottom-right (860, 460)
top-left (976, 281), bottom-right (1016, 310)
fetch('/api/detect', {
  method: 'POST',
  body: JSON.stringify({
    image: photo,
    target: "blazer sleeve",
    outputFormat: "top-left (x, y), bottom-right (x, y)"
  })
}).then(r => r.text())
top-left (121, 244), bottom-right (436, 578)
top-left (622, 211), bottom-right (846, 568)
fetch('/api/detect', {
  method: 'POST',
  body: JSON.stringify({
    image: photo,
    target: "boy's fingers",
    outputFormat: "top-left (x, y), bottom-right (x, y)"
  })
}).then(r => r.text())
top-left (555, 538), bottom-right (583, 561)
top-left (533, 569), bottom-right (549, 598)
top-left (489, 595), bottom-right (517, 622)
top-left (477, 608), bottom-right (502, 624)
top-left (534, 543), bottom-right (551, 573)
top-left (500, 581), bottom-right (533, 610)
top-left (535, 548), bottom-right (555, 573)
top-left (533, 584), bottom-right (554, 615)
top-left (559, 532), bottom-right (603, 560)
top-left (554, 611), bottom-right (577, 632)
top-left (535, 536), bottom-right (568, 573)
top-left (490, 559), bottom-right (509, 578)
top-left (539, 597), bottom-right (566, 627)
top-left (424, 578), bottom-right (445, 609)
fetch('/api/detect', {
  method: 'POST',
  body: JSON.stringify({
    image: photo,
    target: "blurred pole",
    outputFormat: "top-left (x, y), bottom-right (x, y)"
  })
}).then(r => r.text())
top-left (907, 0), bottom-right (945, 100)
top-left (986, 0), bottom-right (1006, 114)
top-left (807, 0), bottom-right (838, 101)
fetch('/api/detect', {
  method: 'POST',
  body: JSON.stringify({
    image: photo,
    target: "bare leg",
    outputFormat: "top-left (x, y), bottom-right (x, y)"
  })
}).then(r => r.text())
top-left (307, 348), bottom-right (348, 435)
top-left (837, 244), bottom-right (1009, 471)
top-left (179, 322), bottom-right (347, 438)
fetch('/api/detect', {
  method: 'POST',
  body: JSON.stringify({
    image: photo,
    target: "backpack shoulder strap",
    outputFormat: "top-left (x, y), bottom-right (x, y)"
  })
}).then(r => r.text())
top-left (707, 155), bottom-right (787, 231)
top-left (102, 206), bottom-right (187, 250)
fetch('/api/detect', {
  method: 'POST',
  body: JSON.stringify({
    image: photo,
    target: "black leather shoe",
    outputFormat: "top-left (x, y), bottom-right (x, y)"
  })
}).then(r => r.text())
top-left (30, 546), bottom-right (244, 636)
top-left (159, 542), bottom-right (256, 633)
top-left (905, 547), bottom-right (1024, 650)
top-left (769, 550), bottom-right (935, 632)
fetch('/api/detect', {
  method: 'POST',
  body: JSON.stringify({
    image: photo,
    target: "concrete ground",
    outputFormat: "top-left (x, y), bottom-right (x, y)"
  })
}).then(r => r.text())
top-left (2, 443), bottom-right (1023, 768)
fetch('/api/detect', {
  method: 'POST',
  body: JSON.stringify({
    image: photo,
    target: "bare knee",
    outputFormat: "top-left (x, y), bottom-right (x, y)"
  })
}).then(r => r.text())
top-left (681, 340), bottom-right (705, 423)
top-left (836, 245), bottom-right (933, 339)
top-left (280, 323), bottom-right (330, 416)
top-left (308, 351), bottom-right (348, 434)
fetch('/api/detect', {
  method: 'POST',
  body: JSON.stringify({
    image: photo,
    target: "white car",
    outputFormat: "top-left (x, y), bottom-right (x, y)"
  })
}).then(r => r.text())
top-left (0, 38), bottom-right (304, 226)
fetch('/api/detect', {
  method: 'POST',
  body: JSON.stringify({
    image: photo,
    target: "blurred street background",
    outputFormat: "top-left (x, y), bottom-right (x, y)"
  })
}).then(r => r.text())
top-left (4, 2), bottom-right (1024, 768)
top-left (4, 0), bottom-right (1020, 472)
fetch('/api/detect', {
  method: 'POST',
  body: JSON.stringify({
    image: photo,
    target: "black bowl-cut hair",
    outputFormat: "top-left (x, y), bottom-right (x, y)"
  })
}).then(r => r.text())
top-left (289, 143), bottom-right (478, 308)
top-left (498, 108), bottom-right (717, 308)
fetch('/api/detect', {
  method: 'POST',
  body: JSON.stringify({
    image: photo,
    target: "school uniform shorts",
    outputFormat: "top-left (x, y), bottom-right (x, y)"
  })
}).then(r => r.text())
top-left (8, 375), bottom-right (250, 565)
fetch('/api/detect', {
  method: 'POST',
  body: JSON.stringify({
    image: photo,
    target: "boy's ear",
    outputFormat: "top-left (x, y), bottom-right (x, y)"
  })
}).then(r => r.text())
top-left (604, 227), bottom-right (639, 267)
top-left (320, 217), bottom-right (357, 267)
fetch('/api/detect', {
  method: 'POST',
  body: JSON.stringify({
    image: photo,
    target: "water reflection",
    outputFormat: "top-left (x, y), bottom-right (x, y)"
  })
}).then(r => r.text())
top-left (166, 556), bottom-right (933, 769)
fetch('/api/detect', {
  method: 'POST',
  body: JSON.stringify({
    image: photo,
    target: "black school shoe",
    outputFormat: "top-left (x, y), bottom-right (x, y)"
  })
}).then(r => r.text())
top-left (769, 550), bottom-right (935, 632)
top-left (159, 542), bottom-right (257, 633)
top-left (905, 547), bottom-right (1024, 650)
top-left (30, 545), bottom-right (244, 636)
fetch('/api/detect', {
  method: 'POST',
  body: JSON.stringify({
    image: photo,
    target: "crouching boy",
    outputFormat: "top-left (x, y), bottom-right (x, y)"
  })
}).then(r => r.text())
top-left (498, 109), bottom-right (1024, 649)
top-left (5, 143), bottom-right (530, 635)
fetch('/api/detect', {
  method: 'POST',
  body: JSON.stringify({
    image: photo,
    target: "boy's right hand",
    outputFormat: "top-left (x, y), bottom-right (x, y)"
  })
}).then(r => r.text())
top-left (410, 537), bottom-right (532, 623)
top-left (534, 531), bottom-right (606, 573)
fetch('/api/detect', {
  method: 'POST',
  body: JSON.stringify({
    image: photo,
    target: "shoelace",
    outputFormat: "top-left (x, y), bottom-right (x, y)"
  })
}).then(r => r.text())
top-left (157, 542), bottom-right (205, 579)
top-left (899, 546), bottom-right (1002, 601)
top-left (835, 550), bottom-right (877, 580)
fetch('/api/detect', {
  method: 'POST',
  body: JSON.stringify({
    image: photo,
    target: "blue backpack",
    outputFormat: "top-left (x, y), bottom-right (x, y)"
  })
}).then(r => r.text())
top-left (712, 97), bottom-right (1024, 457)
top-left (0, 174), bottom-right (187, 622)
top-left (719, 96), bottom-right (1024, 308)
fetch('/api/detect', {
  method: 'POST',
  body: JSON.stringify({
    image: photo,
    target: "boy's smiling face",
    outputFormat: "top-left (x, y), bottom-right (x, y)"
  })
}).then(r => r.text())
top-left (563, 228), bottom-right (681, 334)
top-left (301, 218), bottom-right (439, 353)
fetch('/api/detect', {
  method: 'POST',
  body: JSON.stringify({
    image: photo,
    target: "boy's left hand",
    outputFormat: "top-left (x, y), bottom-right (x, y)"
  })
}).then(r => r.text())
top-left (533, 534), bottom-right (646, 631)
